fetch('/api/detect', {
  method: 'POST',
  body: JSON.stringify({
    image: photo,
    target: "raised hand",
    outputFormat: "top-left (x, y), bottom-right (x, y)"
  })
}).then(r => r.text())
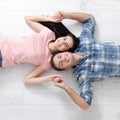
top-left (51, 11), bottom-right (64, 22)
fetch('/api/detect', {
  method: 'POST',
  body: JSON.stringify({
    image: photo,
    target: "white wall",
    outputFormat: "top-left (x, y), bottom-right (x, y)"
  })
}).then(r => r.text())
top-left (0, 0), bottom-right (120, 120)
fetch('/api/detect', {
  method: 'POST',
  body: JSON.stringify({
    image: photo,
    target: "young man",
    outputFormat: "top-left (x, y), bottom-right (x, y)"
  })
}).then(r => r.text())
top-left (50, 11), bottom-right (120, 110)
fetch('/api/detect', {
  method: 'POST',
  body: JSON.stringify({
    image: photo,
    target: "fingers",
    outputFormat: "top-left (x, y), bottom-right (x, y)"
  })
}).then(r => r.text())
top-left (49, 74), bottom-right (63, 81)
top-left (52, 75), bottom-right (63, 79)
top-left (57, 79), bottom-right (63, 83)
top-left (55, 75), bottom-right (63, 78)
top-left (51, 16), bottom-right (61, 22)
top-left (51, 11), bottom-right (63, 22)
top-left (53, 78), bottom-right (65, 89)
top-left (54, 78), bottom-right (63, 83)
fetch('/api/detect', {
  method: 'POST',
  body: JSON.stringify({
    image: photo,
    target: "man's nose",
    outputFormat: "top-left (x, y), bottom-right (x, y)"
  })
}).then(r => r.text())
top-left (62, 55), bottom-right (68, 62)
top-left (61, 57), bottom-right (65, 61)
top-left (61, 56), bottom-right (66, 61)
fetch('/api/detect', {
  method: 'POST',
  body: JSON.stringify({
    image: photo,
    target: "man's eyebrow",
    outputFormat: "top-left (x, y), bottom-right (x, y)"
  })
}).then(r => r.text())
top-left (57, 54), bottom-right (63, 68)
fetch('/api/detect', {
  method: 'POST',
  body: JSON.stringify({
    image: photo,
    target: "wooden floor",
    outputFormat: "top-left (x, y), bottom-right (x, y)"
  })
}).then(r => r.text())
top-left (0, 0), bottom-right (120, 120)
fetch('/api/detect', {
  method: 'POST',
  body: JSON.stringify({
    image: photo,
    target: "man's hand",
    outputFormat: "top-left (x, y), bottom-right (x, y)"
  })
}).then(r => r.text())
top-left (51, 11), bottom-right (64, 22)
top-left (53, 77), bottom-right (68, 89)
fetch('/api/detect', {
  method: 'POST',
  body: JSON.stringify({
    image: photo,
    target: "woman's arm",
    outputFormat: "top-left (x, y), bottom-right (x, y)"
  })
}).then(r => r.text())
top-left (24, 66), bottom-right (62, 85)
top-left (53, 79), bottom-right (89, 110)
top-left (25, 15), bottom-right (55, 32)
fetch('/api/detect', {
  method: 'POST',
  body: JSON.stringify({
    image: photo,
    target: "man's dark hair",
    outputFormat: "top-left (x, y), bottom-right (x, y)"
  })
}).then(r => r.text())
top-left (39, 22), bottom-right (79, 52)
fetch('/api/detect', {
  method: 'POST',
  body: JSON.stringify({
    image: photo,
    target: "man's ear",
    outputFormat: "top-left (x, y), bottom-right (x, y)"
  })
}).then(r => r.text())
top-left (65, 67), bottom-right (71, 71)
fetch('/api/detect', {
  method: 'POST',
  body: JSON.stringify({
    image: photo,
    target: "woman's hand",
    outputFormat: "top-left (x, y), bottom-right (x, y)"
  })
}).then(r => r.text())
top-left (48, 74), bottom-right (63, 81)
top-left (51, 11), bottom-right (64, 22)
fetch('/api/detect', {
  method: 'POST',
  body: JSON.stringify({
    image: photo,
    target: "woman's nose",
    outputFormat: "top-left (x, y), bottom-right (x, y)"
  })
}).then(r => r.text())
top-left (61, 41), bottom-right (65, 45)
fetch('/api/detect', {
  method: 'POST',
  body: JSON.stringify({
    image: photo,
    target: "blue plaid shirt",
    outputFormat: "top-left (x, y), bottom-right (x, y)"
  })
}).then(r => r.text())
top-left (73, 18), bottom-right (120, 105)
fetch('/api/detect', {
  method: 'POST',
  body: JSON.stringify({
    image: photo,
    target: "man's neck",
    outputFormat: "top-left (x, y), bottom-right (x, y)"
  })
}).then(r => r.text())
top-left (73, 53), bottom-right (84, 65)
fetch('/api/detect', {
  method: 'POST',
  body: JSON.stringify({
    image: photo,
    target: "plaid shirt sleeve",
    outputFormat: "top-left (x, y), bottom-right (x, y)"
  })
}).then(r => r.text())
top-left (80, 18), bottom-right (95, 38)
top-left (77, 71), bottom-right (93, 105)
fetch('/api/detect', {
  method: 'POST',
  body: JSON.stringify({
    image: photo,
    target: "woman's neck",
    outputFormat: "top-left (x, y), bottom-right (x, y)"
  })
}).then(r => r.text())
top-left (48, 42), bottom-right (56, 53)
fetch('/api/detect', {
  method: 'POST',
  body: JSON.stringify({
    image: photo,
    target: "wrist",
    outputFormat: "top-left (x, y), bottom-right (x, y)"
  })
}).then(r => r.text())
top-left (46, 75), bottom-right (52, 81)
top-left (64, 84), bottom-right (70, 91)
top-left (62, 11), bottom-right (67, 19)
top-left (62, 12), bottom-right (70, 19)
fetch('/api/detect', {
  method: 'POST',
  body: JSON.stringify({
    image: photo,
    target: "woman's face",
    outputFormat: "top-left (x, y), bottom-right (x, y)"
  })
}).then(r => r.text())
top-left (54, 36), bottom-right (73, 51)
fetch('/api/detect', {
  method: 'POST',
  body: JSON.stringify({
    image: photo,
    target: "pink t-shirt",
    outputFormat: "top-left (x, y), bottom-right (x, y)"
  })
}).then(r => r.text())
top-left (0, 27), bottom-right (55, 70)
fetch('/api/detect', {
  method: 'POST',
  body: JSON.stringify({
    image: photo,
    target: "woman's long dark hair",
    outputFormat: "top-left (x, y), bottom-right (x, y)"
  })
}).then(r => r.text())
top-left (39, 22), bottom-right (79, 52)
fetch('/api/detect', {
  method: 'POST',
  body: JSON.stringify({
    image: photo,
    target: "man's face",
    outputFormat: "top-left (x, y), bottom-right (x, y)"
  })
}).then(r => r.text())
top-left (52, 52), bottom-right (74, 70)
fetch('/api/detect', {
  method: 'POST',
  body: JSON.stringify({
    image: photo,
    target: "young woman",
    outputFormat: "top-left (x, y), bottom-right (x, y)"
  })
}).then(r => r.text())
top-left (0, 11), bottom-right (80, 85)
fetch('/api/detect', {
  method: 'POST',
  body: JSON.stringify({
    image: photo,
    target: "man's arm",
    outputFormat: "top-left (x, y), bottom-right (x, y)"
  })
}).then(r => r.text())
top-left (53, 79), bottom-right (89, 110)
top-left (52, 11), bottom-right (94, 23)
top-left (64, 83), bottom-right (90, 110)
